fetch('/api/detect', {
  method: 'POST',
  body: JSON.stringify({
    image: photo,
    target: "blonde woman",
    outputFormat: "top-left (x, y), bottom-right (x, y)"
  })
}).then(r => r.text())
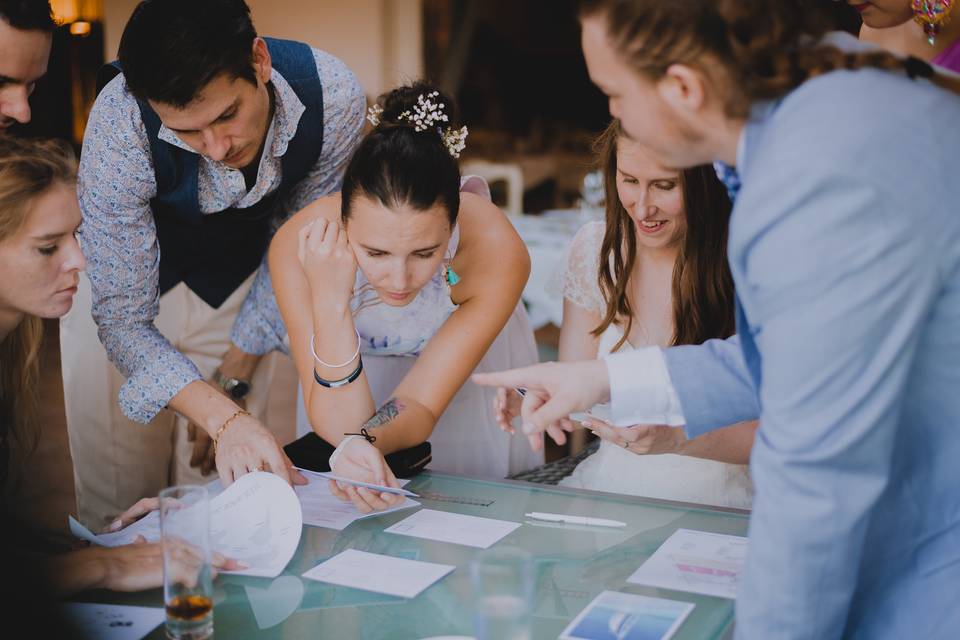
top-left (0, 136), bottom-right (237, 598)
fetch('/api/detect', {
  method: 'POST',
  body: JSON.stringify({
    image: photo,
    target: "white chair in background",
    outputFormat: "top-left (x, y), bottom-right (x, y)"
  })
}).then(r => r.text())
top-left (461, 160), bottom-right (524, 216)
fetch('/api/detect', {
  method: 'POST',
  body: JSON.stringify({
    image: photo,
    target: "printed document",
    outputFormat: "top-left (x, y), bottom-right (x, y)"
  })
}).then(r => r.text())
top-left (295, 469), bottom-right (419, 530)
top-left (626, 528), bottom-right (748, 599)
top-left (69, 473), bottom-right (302, 579)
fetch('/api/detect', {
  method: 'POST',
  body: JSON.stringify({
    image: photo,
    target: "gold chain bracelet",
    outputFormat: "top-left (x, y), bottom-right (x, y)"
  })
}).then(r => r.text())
top-left (213, 409), bottom-right (250, 455)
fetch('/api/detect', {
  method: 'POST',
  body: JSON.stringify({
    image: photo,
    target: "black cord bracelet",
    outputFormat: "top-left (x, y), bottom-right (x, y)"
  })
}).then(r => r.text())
top-left (314, 355), bottom-right (363, 389)
top-left (342, 427), bottom-right (377, 444)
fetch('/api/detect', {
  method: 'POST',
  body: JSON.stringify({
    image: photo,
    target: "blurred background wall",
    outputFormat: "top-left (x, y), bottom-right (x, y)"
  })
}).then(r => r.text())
top-left (102, 0), bottom-right (424, 97)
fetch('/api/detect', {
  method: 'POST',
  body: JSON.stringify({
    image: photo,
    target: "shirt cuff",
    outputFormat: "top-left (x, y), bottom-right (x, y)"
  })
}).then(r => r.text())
top-left (604, 347), bottom-right (686, 427)
top-left (118, 351), bottom-right (202, 423)
top-left (230, 312), bottom-right (288, 356)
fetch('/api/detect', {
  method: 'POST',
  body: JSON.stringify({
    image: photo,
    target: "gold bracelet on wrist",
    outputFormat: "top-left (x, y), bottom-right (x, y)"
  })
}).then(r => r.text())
top-left (213, 409), bottom-right (250, 455)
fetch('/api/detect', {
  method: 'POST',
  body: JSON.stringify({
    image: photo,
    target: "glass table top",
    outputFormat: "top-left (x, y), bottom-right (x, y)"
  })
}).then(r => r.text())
top-left (84, 471), bottom-right (749, 639)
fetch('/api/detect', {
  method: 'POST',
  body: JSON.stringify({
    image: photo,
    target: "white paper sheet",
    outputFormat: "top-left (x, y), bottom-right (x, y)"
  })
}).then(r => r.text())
top-left (209, 472), bottom-right (303, 578)
top-left (559, 591), bottom-right (694, 640)
top-left (69, 473), bottom-right (302, 579)
top-left (59, 603), bottom-right (164, 640)
top-left (68, 478), bottom-right (224, 548)
top-left (384, 508), bottom-right (521, 549)
top-left (302, 549), bottom-right (454, 598)
top-left (626, 528), bottom-right (748, 599)
top-left (295, 469), bottom-right (419, 530)
top-left (313, 471), bottom-right (419, 497)
top-left (69, 512), bottom-right (159, 548)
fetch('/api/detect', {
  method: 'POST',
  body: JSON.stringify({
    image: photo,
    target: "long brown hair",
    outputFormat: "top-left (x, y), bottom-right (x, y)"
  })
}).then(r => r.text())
top-left (0, 137), bottom-right (77, 452)
top-left (592, 120), bottom-right (735, 350)
top-left (579, 0), bottom-right (960, 117)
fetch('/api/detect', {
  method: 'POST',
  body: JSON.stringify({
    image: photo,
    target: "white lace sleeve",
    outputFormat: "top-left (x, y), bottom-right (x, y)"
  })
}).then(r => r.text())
top-left (546, 221), bottom-right (607, 315)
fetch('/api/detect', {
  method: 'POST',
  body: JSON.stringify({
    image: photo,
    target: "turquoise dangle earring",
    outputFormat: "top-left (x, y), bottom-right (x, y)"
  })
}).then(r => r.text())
top-left (445, 262), bottom-right (461, 287)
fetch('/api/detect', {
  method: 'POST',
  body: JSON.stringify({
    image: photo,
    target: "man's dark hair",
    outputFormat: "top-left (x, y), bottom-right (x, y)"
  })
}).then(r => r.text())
top-left (118, 0), bottom-right (259, 107)
top-left (0, 0), bottom-right (55, 31)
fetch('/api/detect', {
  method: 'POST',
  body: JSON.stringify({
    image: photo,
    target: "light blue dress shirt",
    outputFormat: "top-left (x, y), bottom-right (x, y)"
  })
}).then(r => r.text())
top-left (609, 64), bottom-right (960, 637)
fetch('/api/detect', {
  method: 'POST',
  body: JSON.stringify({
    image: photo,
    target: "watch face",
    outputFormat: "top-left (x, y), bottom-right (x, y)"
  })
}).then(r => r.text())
top-left (228, 380), bottom-right (251, 399)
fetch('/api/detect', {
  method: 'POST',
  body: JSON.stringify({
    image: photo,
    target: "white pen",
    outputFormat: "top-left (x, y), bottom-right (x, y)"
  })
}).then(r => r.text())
top-left (524, 512), bottom-right (626, 528)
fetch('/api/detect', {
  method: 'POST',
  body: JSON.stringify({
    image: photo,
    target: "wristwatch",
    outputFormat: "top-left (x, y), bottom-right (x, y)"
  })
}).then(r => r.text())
top-left (213, 369), bottom-right (252, 400)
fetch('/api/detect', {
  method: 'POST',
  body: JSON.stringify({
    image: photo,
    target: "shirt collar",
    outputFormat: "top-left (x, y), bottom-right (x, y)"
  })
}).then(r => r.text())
top-left (156, 67), bottom-right (306, 161)
top-left (713, 100), bottom-right (779, 203)
top-left (735, 124), bottom-right (747, 172)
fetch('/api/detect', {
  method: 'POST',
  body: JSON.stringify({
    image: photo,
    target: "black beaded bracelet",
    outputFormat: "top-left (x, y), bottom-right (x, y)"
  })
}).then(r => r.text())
top-left (314, 355), bottom-right (363, 389)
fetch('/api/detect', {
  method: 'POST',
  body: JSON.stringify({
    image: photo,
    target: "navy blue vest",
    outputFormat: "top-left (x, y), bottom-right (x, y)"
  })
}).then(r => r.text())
top-left (95, 38), bottom-right (324, 308)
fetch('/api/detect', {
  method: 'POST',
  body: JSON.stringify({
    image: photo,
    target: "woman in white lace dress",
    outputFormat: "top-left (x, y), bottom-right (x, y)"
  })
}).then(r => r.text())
top-left (499, 120), bottom-right (755, 509)
top-left (272, 83), bottom-right (541, 512)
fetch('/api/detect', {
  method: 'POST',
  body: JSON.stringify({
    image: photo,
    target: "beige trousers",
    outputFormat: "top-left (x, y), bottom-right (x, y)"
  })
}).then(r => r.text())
top-left (60, 273), bottom-right (276, 529)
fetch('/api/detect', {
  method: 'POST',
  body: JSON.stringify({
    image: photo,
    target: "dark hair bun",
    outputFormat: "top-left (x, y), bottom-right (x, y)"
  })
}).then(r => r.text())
top-left (341, 81), bottom-right (463, 225)
top-left (373, 81), bottom-right (459, 136)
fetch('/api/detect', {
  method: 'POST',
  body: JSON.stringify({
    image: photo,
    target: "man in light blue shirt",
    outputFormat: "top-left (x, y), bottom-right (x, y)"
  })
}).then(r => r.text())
top-left (476, 4), bottom-right (960, 638)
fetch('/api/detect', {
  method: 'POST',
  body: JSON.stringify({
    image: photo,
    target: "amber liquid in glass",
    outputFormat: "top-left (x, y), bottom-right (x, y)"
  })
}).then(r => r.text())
top-left (166, 595), bottom-right (212, 621)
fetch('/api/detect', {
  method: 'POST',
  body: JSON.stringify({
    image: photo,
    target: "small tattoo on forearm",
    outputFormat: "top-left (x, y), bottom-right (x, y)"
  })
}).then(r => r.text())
top-left (363, 398), bottom-right (404, 431)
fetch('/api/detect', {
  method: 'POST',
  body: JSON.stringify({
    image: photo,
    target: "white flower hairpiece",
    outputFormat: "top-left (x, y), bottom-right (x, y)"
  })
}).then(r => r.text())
top-left (441, 125), bottom-right (468, 159)
top-left (366, 104), bottom-right (383, 127)
top-left (400, 91), bottom-right (447, 131)
top-left (367, 91), bottom-right (469, 158)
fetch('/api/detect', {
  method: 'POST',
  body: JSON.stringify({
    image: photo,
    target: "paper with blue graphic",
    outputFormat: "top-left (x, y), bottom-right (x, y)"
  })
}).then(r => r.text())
top-left (560, 591), bottom-right (694, 640)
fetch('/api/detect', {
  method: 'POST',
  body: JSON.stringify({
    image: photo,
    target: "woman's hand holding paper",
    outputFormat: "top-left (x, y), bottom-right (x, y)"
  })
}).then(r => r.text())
top-left (328, 437), bottom-right (403, 513)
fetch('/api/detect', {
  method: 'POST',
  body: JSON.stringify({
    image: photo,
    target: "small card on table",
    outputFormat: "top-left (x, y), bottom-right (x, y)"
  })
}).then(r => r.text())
top-left (560, 591), bottom-right (694, 640)
top-left (302, 549), bottom-right (454, 599)
top-left (384, 508), bottom-right (520, 549)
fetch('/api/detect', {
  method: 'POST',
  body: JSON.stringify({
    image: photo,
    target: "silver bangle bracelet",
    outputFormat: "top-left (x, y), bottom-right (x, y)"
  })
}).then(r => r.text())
top-left (310, 329), bottom-right (361, 368)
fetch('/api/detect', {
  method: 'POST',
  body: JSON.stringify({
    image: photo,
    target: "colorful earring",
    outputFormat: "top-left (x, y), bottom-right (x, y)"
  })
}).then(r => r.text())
top-left (912, 0), bottom-right (955, 46)
top-left (445, 263), bottom-right (461, 287)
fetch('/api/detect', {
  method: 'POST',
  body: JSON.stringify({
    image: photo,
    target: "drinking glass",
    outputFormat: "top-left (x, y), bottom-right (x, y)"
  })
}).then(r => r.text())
top-left (160, 485), bottom-right (213, 640)
top-left (470, 547), bottom-right (534, 640)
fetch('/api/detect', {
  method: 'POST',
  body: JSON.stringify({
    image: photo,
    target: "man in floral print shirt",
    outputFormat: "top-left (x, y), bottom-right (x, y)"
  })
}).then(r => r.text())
top-left (62, 0), bottom-right (365, 527)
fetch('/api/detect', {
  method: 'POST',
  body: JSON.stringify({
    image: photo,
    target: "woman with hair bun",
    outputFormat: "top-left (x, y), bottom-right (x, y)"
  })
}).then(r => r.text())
top-left (270, 82), bottom-right (541, 512)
